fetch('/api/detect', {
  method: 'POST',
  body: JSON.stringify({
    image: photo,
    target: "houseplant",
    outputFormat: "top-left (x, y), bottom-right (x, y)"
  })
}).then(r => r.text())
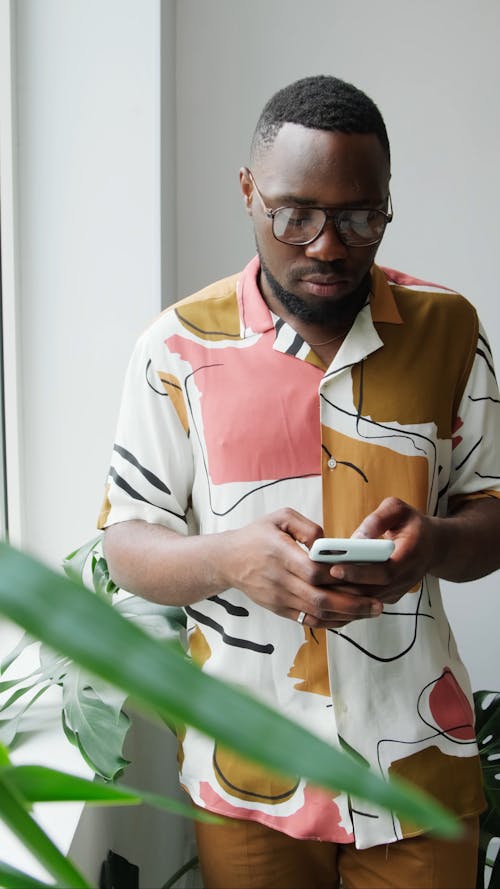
top-left (0, 540), bottom-right (460, 887)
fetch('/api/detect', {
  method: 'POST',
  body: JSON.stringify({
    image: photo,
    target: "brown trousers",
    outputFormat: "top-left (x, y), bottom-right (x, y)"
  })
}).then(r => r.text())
top-left (195, 813), bottom-right (479, 889)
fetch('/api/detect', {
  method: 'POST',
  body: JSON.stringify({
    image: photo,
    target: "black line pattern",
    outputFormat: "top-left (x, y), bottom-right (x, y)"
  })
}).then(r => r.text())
top-left (113, 443), bottom-right (171, 495)
top-left (108, 466), bottom-right (187, 523)
top-left (185, 605), bottom-right (274, 654)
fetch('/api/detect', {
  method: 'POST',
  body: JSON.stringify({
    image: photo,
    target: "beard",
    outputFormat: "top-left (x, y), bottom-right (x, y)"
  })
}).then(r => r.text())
top-left (257, 250), bottom-right (370, 325)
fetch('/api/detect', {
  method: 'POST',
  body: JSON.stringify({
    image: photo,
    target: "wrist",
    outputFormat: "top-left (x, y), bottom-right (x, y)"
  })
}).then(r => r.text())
top-left (425, 514), bottom-right (454, 579)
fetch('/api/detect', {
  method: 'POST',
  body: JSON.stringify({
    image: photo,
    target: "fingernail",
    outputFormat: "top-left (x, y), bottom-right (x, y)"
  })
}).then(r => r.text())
top-left (370, 602), bottom-right (382, 616)
top-left (331, 567), bottom-right (344, 580)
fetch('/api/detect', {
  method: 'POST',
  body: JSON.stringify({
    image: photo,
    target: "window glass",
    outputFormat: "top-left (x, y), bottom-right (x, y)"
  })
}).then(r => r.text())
top-left (0, 230), bottom-right (7, 540)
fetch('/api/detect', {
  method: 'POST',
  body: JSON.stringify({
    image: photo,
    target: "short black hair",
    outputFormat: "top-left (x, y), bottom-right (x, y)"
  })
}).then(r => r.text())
top-left (251, 75), bottom-right (390, 164)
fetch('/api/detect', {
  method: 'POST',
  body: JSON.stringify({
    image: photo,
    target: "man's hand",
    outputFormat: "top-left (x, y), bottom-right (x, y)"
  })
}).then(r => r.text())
top-left (103, 511), bottom-right (383, 627)
top-left (325, 495), bottom-right (500, 605)
top-left (224, 508), bottom-right (383, 628)
top-left (325, 498), bottom-right (435, 605)
top-left (104, 497), bottom-right (500, 625)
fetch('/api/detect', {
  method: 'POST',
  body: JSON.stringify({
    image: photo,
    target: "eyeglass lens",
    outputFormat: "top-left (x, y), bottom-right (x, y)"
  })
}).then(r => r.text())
top-left (272, 207), bottom-right (388, 246)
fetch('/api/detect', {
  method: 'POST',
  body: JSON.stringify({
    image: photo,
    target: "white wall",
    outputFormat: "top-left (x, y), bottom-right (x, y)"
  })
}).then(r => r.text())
top-left (174, 0), bottom-right (500, 691)
top-left (1, 1), bottom-right (194, 885)
top-left (12, 0), bottom-right (162, 565)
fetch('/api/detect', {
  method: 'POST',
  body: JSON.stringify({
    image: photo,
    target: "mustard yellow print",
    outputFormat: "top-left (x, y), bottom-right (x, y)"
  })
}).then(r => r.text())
top-left (97, 483), bottom-right (112, 529)
top-left (158, 372), bottom-right (189, 434)
top-left (189, 625), bottom-right (212, 668)
top-left (389, 745), bottom-right (484, 837)
top-left (288, 628), bottom-right (330, 696)
top-left (353, 288), bottom-right (478, 438)
top-left (174, 276), bottom-right (241, 341)
top-left (321, 425), bottom-right (428, 537)
top-left (213, 744), bottom-right (299, 804)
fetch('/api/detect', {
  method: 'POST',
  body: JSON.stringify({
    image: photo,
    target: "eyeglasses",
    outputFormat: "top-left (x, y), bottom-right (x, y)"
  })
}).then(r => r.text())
top-left (246, 169), bottom-right (393, 248)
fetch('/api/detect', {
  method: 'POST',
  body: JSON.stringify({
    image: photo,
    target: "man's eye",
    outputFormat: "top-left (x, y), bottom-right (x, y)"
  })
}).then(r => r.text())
top-left (286, 210), bottom-right (314, 227)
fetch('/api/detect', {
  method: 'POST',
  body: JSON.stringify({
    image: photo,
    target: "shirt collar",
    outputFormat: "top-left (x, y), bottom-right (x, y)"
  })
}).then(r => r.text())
top-left (237, 255), bottom-right (275, 336)
top-left (370, 264), bottom-right (404, 324)
top-left (236, 256), bottom-right (404, 348)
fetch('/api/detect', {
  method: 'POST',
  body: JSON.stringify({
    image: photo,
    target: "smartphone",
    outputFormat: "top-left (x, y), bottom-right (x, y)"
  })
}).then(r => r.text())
top-left (309, 537), bottom-right (395, 563)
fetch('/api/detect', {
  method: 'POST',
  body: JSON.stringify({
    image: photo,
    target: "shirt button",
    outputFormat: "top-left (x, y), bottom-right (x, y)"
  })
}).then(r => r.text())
top-left (327, 457), bottom-right (337, 469)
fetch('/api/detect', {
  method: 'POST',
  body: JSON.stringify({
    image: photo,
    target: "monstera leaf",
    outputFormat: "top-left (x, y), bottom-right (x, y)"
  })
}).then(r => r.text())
top-left (0, 536), bottom-right (186, 779)
top-left (474, 690), bottom-right (500, 889)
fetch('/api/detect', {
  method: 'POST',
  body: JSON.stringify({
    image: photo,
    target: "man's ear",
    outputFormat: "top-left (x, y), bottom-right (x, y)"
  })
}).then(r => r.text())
top-left (239, 167), bottom-right (254, 215)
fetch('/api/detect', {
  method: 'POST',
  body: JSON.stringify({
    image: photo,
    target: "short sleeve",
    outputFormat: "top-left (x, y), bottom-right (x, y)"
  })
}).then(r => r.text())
top-left (97, 322), bottom-right (194, 534)
top-left (448, 322), bottom-right (500, 505)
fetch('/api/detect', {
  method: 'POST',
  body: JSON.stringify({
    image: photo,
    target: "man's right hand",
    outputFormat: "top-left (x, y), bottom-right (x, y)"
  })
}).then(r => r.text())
top-left (223, 508), bottom-right (383, 629)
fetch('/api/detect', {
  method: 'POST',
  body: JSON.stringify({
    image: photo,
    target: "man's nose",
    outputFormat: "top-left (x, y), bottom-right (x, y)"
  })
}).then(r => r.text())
top-left (304, 219), bottom-right (349, 262)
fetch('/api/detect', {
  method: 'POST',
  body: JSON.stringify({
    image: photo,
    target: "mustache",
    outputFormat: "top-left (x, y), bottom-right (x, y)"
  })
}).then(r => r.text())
top-left (291, 261), bottom-right (346, 277)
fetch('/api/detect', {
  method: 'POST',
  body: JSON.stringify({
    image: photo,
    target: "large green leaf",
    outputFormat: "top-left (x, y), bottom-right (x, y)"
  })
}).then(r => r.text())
top-left (0, 542), bottom-right (460, 839)
top-left (0, 770), bottom-right (89, 889)
top-left (475, 691), bottom-right (500, 837)
top-left (2, 764), bottom-right (220, 823)
top-left (474, 691), bottom-right (500, 889)
top-left (61, 669), bottom-right (130, 779)
top-left (0, 860), bottom-right (56, 889)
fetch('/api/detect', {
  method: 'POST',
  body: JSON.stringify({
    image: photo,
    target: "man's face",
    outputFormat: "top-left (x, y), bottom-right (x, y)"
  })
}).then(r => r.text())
top-left (240, 123), bottom-right (391, 324)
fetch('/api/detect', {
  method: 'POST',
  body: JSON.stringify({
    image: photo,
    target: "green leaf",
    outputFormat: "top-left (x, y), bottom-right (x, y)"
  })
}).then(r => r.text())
top-left (0, 684), bottom-right (52, 747)
top-left (61, 669), bottom-right (130, 780)
top-left (62, 534), bottom-right (102, 587)
top-left (1, 764), bottom-right (140, 804)
top-left (0, 542), bottom-right (460, 839)
top-left (3, 764), bottom-right (221, 823)
top-left (475, 691), bottom-right (500, 838)
top-left (0, 771), bottom-right (89, 889)
top-left (0, 742), bottom-right (11, 766)
top-left (0, 859), bottom-right (56, 888)
top-left (0, 632), bottom-right (34, 675)
top-left (90, 555), bottom-right (119, 598)
top-left (115, 595), bottom-right (187, 641)
top-left (474, 691), bottom-right (500, 889)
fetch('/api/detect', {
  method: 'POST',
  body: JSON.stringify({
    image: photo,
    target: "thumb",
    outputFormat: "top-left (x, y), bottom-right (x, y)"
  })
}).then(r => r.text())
top-left (273, 508), bottom-right (324, 549)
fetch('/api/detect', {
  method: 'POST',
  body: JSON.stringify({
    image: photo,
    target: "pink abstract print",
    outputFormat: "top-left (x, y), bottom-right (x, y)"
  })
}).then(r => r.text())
top-left (165, 332), bottom-right (323, 484)
top-left (426, 667), bottom-right (475, 741)
top-left (198, 781), bottom-right (354, 843)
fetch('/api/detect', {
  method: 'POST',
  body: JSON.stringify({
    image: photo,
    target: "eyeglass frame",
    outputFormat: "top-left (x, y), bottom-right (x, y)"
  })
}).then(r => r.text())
top-left (244, 167), bottom-right (393, 248)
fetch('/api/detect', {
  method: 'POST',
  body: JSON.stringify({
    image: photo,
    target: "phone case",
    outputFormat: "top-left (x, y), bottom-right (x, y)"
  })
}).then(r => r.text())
top-left (309, 538), bottom-right (395, 563)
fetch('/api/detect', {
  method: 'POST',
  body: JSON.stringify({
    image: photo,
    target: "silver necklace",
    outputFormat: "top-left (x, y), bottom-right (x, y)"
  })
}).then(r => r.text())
top-left (308, 329), bottom-right (348, 347)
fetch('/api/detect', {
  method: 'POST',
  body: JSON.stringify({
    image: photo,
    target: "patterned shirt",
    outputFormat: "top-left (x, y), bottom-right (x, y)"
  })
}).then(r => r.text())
top-left (98, 256), bottom-right (500, 849)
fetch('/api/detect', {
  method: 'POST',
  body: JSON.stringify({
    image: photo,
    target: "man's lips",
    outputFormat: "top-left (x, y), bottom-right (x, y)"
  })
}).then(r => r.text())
top-left (300, 275), bottom-right (349, 295)
top-left (301, 275), bottom-right (346, 285)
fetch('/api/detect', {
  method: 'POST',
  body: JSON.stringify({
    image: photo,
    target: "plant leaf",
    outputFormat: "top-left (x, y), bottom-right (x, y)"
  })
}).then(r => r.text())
top-left (115, 595), bottom-right (187, 642)
top-left (62, 534), bottom-right (102, 586)
top-left (0, 632), bottom-right (34, 675)
top-left (0, 542), bottom-right (460, 839)
top-left (1, 764), bottom-right (140, 804)
top-left (61, 668), bottom-right (130, 780)
top-left (0, 741), bottom-right (11, 766)
top-left (474, 691), bottom-right (500, 843)
top-left (90, 555), bottom-right (119, 598)
top-left (2, 764), bottom-right (220, 823)
top-left (0, 771), bottom-right (89, 889)
top-left (0, 860), bottom-right (56, 888)
top-left (0, 685), bottom-right (52, 747)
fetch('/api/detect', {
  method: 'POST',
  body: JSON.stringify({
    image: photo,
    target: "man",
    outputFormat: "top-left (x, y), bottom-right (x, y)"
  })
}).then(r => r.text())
top-left (99, 76), bottom-right (500, 888)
